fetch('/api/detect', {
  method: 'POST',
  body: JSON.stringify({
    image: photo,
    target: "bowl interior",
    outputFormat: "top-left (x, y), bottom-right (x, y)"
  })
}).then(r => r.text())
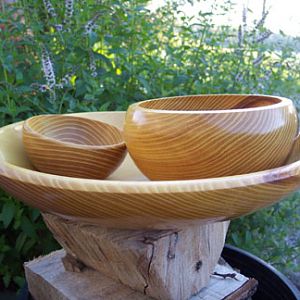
top-left (139, 94), bottom-right (282, 111)
top-left (4, 113), bottom-right (146, 181)
top-left (25, 115), bottom-right (124, 147)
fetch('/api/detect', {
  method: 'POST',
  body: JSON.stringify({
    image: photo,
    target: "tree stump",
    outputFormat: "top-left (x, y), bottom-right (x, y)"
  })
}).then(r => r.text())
top-left (42, 213), bottom-right (230, 300)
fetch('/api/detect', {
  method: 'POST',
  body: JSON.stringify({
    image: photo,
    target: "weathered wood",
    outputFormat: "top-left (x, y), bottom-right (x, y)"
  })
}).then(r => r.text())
top-left (191, 259), bottom-right (258, 300)
top-left (25, 250), bottom-right (151, 300)
top-left (25, 250), bottom-right (257, 300)
top-left (43, 213), bottom-right (230, 300)
top-left (61, 253), bottom-right (85, 273)
top-left (224, 279), bottom-right (258, 300)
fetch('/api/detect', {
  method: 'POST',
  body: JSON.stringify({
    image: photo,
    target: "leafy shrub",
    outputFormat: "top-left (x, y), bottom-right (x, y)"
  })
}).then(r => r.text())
top-left (0, 0), bottom-right (299, 290)
top-left (227, 192), bottom-right (300, 273)
top-left (0, 191), bottom-right (58, 290)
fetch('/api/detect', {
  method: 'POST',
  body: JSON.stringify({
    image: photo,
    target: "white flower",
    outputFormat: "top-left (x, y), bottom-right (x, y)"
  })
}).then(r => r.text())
top-left (256, 30), bottom-right (272, 43)
top-left (255, 11), bottom-right (269, 29)
top-left (42, 0), bottom-right (57, 18)
top-left (61, 73), bottom-right (73, 85)
top-left (54, 24), bottom-right (63, 31)
top-left (238, 25), bottom-right (243, 47)
top-left (242, 5), bottom-right (247, 29)
top-left (84, 13), bottom-right (101, 35)
top-left (41, 47), bottom-right (56, 89)
top-left (253, 54), bottom-right (264, 66)
top-left (64, 0), bottom-right (74, 24)
top-left (235, 72), bottom-right (243, 82)
top-left (89, 51), bottom-right (97, 77)
top-left (39, 84), bottom-right (49, 92)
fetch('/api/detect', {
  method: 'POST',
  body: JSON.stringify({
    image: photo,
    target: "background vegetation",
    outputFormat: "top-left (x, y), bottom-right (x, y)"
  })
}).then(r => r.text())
top-left (0, 0), bottom-right (299, 291)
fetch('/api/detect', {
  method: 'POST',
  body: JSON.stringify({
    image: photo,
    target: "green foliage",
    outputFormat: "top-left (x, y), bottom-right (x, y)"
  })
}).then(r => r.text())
top-left (0, 0), bottom-right (300, 291)
top-left (227, 192), bottom-right (300, 273)
top-left (0, 191), bottom-right (58, 290)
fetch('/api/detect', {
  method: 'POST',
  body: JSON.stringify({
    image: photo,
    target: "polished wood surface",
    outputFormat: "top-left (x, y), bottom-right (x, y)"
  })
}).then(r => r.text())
top-left (125, 94), bottom-right (298, 180)
top-left (23, 115), bottom-right (127, 179)
top-left (43, 213), bottom-right (229, 300)
top-left (0, 112), bottom-right (300, 229)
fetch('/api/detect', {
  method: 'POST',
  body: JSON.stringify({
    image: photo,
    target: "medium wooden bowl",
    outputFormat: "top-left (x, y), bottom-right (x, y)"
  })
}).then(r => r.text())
top-left (0, 112), bottom-right (300, 229)
top-left (23, 115), bottom-right (126, 179)
top-left (124, 94), bottom-right (299, 180)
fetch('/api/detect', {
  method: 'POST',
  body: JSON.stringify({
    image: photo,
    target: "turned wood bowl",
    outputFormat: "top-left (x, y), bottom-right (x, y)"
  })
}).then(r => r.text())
top-left (1, 112), bottom-right (300, 229)
top-left (124, 94), bottom-right (299, 180)
top-left (23, 115), bottom-right (127, 179)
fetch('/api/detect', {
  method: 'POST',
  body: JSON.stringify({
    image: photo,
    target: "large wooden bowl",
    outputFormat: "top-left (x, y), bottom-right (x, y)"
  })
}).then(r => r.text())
top-left (0, 112), bottom-right (300, 229)
top-left (124, 94), bottom-right (298, 180)
top-left (23, 115), bottom-right (127, 179)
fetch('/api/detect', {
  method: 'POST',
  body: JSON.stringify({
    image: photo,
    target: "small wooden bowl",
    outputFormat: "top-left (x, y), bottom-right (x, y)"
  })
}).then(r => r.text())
top-left (23, 115), bottom-right (127, 179)
top-left (124, 94), bottom-right (299, 180)
top-left (1, 112), bottom-right (300, 229)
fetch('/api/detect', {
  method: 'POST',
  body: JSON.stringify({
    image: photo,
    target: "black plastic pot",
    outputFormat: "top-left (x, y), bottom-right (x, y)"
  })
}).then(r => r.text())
top-left (222, 244), bottom-right (300, 300)
top-left (10, 244), bottom-right (300, 300)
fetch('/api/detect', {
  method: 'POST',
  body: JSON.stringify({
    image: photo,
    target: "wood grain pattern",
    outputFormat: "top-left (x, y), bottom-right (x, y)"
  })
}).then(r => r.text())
top-left (25, 249), bottom-right (255, 300)
top-left (43, 213), bottom-right (229, 300)
top-left (124, 94), bottom-right (298, 180)
top-left (23, 115), bottom-right (127, 179)
top-left (25, 250), bottom-right (153, 300)
top-left (0, 112), bottom-right (300, 229)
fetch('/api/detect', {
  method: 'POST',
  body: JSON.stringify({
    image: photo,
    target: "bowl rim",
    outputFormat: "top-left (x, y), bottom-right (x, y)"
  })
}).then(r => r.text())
top-left (23, 114), bottom-right (126, 150)
top-left (2, 153), bottom-right (300, 194)
top-left (130, 94), bottom-right (293, 114)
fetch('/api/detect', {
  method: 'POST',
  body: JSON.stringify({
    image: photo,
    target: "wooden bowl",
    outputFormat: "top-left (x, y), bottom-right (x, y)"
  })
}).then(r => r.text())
top-left (124, 94), bottom-right (299, 180)
top-left (23, 115), bottom-right (126, 179)
top-left (0, 112), bottom-right (300, 229)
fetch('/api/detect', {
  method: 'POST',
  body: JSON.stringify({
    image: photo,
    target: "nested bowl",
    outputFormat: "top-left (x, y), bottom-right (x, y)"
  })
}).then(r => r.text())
top-left (23, 115), bottom-right (126, 179)
top-left (1, 112), bottom-right (300, 229)
top-left (124, 94), bottom-right (298, 180)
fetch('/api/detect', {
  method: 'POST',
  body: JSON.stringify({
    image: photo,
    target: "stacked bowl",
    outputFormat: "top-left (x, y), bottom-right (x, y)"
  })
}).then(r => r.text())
top-left (0, 94), bottom-right (300, 229)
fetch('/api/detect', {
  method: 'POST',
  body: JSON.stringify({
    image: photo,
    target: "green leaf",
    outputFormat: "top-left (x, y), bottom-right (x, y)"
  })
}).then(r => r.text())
top-left (99, 102), bottom-right (111, 111)
top-left (231, 232), bottom-right (240, 245)
top-left (15, 106), bottom-right (31, 115)
top-left (13, 275), bottom-right (25, 288)
top-left (16, 70), bottom-right (24, 83)
top-left (3, 273), bottom-right (11, 288)
top-left (138, 76), bottom-right (151, 94)
top-left (1, 201), bottom-right (16, 228)
top-left (75, 79), bottom-right (87, 97)
top-left (15, 232), bottom-right (27, 252)
top-left (31, 209), bottom-right (40, 222)
top-left (21, 216), bottom-right (37, 239)
top-left (0, 107), bottom-right (9, 114)
top-left (245, 230), bottom-right (252, 245)
top-left (23, 238), bottom-right (36, 254)
top-left (93, 52), bottom-right (112, 68)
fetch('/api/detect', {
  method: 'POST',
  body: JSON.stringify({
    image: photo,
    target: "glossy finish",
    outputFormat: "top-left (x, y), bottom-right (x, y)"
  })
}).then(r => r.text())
top-left (0, 112), bottom-right (300, 229)
top-left (124, 94), bottom-right (298, 180)
top-left (23, 115), bottom-right (126, 179)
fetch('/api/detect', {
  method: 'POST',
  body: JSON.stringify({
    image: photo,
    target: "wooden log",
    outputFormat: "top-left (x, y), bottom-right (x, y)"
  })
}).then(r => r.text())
top-left (25, 249), bottom-right (258, 300)
top-left (25, 250), bottom-right (152, 300)
top-left (42, 213), bottom-right (230, 300)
